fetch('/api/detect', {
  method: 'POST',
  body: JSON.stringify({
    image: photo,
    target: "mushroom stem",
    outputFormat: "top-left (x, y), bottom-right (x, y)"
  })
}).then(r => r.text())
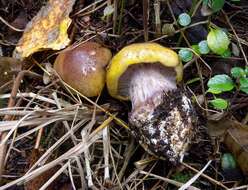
top-left (129, 64), bottom-right (177, 111)
top-left (127, 64), bottom-right (196, 163)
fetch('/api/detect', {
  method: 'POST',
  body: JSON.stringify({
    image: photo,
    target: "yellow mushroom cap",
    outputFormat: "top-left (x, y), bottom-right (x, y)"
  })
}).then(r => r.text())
top-left (106, 43), bottom-right (183, 100)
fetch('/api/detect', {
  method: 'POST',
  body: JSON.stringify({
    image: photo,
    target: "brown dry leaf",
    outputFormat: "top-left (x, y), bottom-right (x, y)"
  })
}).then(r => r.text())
top-left (207, 118), bottom-right (234, 139)
top-left (25, 149), bottom-right (59, 190)
top-left (13, 0), bottom-right (76, 59)
top-left (0, 57), bottom-right (21, 92)
top-left (208, 118), bottom-right (248, 175)
top-left (224, 122), bottom-right (248, 175)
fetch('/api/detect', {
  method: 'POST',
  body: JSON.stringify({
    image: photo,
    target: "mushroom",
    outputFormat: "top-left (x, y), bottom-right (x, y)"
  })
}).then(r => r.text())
top-left (106, 43), bottom-right (197, 163)
top-left (54, 42), bottom-right (112, 97)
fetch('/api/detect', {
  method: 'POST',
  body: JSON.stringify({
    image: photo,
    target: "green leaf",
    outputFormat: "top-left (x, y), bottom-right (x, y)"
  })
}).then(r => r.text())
top-left (207, 28), bottom-right (230, 55)
top-left (198, 40), bottom-right (210, 54)
top-left (244, 66), bottom-right (248, 75)
top-left (172, 172), bottom-right (192, 183)
top-left (231, 67), bottom-right (245, 78)
top-left (209, 0), bottom-right (225, 12)
top-left (221, 49), bottom-right (232, 58)
top-left (240, 77), bottom-right (248, 94)
top-left (178, 49), bottom-right (193, 62)
top-left (221, 153), bottom-right (237, 170)
top-left (207, 74), bottom-right (234, 94)
top-left (209, 98), bottom-right (228, 110)
top-left (178, 13), bottom-right (191, 26)
top-left (191, 45), bottom-right (201, 55)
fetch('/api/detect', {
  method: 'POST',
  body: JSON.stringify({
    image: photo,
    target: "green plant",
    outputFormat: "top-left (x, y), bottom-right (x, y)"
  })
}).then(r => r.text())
top-left (207, 67), bottom-right (248, 110)
top-left (178, 48), bottom-right (193, 62)
top-left (231, 67), bottom-right (248, 94)
top-left (171, 172), bottom-right (192, 183)
top-left (221, 153), bottom-right (237, 170)
top-left (178, 13), bottom-right (191, 27)
top-left (190, 27), bottom-right (230, 57)
top-left (203, 0), bottom-right (225, 12)
top-left (198, 40), bottom-right (210, 54)
top-left (207, 28), bottom-right (230, 56)
top-left (209, 98), bottom-right (229, 110)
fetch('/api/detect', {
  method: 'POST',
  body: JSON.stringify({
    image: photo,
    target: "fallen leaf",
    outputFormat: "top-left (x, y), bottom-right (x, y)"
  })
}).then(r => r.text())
top-left (25, 149), bottom-right (59, 190)
top-left (224, 122), bottom-right (248, 175)
top-left (208, 118), bottom-right (248, 175)
top-left (13, 0), bottom-right (76, 59)
top-left (207, 118), bottom-right (233, 138)
top-left (0, 57), bottom-right (22, 92)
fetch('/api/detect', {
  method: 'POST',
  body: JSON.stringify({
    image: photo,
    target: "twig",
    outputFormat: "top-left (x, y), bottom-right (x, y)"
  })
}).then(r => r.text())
top-left (82, 130), bottom-right (94, 187)
top-left (113, 0), bottom-right (118, 34)
top-left (222, 10), bottom-right (248, 66)
top-left (179, 160), bottom-right (212, 190)
top-left (117, 0), bottom-right (125, 34)
top-left (0, 16), bottom-right (24, 32)
top-left (72, 0), bottom-right (105, 16)
top-left (229, 185), bottom-right (248, 190)
top-left (76, 1), bottom-right (108, 17)
top-left (143, 0), bottom-right (149, 41)
top-left (150, 21), bottom-right (208, 42)
top-left (195, 59), bottom-right (208, 116)
top-left (102, 125), bottom-right (110, 182)
top-left (154, 0), bottom-right (161, 36)
top-left (182, 162), bottom-right (229, 190)
top-left (139, 170), bottom-right (200, 190)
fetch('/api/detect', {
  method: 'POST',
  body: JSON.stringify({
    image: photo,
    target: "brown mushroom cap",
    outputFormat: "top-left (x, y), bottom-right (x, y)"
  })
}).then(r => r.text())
top-left (54, 42), bottom-right (112, 97)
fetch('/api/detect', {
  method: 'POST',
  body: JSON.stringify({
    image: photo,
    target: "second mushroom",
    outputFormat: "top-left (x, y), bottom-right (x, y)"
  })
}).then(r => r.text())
top-left (106, 43), bottom-right (197, 163)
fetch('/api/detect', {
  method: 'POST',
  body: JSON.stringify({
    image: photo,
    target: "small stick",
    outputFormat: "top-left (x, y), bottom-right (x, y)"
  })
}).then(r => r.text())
top-left (222, 10), bottom-right (248, 66)
top-left (182, 162), bottom-right (229, 190)
top-left (81, 130), bottom-right (94, 187)
top-left (179, 160), bottom-right (212, 190)
top-left (195, 59), bottom-right (208, 116)
top-left (113, 0), bottom-right (118, 34)
top-left (0, 16), bottom-right (24, 32)
top-left (102, 125), bottom-right (110, 182)
top-left (106, 0), bottom-right (112, 24)
top-left (139, 170), bottom-right (200, 190)
top-left (154, 0), bottom-right (161, 36)
top-left (143, 0), bottom-right (149, 41)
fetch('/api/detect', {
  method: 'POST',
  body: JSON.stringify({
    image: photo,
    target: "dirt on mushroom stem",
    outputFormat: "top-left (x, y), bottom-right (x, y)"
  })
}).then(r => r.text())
top-left (120, 63), bottom-right (198, 163)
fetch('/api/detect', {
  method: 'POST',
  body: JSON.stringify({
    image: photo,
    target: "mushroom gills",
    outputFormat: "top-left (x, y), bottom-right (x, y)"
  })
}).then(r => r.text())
top-left (120, 63), bottom-right (197, 163)
top-left (119, 63), bottom-right (177, 108)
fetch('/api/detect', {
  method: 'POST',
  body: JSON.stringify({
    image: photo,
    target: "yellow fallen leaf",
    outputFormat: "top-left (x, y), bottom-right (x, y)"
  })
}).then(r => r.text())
top-left (13, 0), bottom-right (76, 59)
